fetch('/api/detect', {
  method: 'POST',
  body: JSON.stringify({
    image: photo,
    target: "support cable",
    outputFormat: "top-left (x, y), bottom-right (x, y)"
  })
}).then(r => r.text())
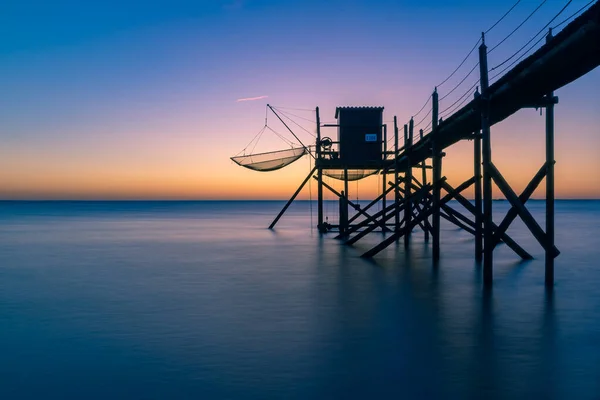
top-left (440, 81), bottom-right (479, 118)
top-left (414, 108), bottom-right (432, 128)
top-left (485, 0), bottom-right (522, 34)
top-left (436, 38), bottom-right (482, 88)
top-left (273, 107), bottom-right (317, 124)
top-left (273, 107), bottom-right (317, 138)
top-left (266, 126), bottom-right (297, 148)
top-left (411, 96), bottom-right (431, 119)
top-left (489, 0), bottom-right (548, 53)
top-left (553, 0), bottom-right (595, 29)
top-left (440, 62), bottom-right (480, 101)
top-left (491, 0), bottom-right (573, 73)
top-left (270, 105), bottom-right (315, 112)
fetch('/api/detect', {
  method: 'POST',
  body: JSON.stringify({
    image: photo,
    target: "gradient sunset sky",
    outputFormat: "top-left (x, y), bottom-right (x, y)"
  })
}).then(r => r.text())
top-left (1, 0), bottom-right (598, 200)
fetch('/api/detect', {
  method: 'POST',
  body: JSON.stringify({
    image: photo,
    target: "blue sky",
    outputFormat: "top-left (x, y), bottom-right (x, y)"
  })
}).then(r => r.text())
top-left (1, 0), bottom-right (598, 199)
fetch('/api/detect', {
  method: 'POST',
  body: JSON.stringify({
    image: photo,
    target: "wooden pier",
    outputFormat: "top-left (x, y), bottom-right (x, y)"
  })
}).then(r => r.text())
top-left (268, 1), bottom-right (600, 287)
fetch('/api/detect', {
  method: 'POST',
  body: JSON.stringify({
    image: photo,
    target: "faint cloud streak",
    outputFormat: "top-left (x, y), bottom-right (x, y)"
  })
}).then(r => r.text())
top-left (236, 95), bottom-right (268, 102)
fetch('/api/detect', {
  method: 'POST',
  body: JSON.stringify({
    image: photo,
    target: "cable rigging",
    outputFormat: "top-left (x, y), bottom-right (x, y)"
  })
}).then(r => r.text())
top-left (489, 0), bottom-right (548, 53)
top-left (490, 0), bottom-right (574, 75)
top-left (553, 0), bottom-right (595, 29)
top-left (485, 0), bottom-right (522, 34)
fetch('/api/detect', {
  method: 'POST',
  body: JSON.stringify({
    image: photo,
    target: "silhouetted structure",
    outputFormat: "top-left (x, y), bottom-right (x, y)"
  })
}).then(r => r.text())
top-left (237, 1), bottom-right (600, 287)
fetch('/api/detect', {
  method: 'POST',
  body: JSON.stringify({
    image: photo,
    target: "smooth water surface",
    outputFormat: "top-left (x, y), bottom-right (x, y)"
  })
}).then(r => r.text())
top-left (1, 200), bottom-right (599, 399)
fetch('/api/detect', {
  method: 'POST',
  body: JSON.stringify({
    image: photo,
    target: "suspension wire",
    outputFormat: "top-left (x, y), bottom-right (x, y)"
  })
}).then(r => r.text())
top-left (273, 106), bottom-right (316, 124)
top-left (486, 0), bottom-right (522, 34)
top-left (440, 62), bottom-right (480, 101)
top-left (441, 84), bottom-right (478, 119)
top-left (491, 0), bottom-right (573, 72)
top-left (237, 125), bottom-right (267, 155)
top-left (406, 0), bottom-right (530, 128)
top-left (412, 96), bottom-right (431, 119)
top-left (414, 107), bottom-right (432, 128)
top-left (273, 107), bottom-right (317, 138)
top-left (440, 81), bottom-right (478, 118)
top-left (490, 34), bottom-right (546, 82)
top-left (270, 105), bottom-right (315, 112)
top-left (489, 0), bottom-right (548, 53)
top-left (436, 38), bottom-right (482, 87)
top-left (424, 120), bottom-right (433, 132)
top-left (265, 126), bottom-right (297, 148)
top-left (553, 0), bottom-right (595, 29)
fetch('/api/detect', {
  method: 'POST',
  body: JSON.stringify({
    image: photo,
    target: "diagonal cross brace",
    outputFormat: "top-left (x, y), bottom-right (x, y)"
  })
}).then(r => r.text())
top-left (269, 166), bottom-right (317, 229)
top-left (490, 161), bottom-right (550, 250)
top-left (314, 176), bottom-right (376, 224)
top-left (361, 176), bottom-right (466, 258)
top-left (441, 180), bottom-right (532, 260)
top-left (489, 162), bottom-right (560, 258)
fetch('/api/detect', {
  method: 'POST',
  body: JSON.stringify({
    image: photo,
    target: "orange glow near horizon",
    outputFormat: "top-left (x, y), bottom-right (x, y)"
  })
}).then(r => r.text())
top-left (1, 2), bottom-right (599, 201)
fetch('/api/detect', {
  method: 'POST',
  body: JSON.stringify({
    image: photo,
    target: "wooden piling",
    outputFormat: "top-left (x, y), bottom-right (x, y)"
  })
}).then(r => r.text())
top-left (382, 124), bottom-right (387, 230)
top-left (316, 107), bottom-right (324, 231)
top-left (545, 29), bottom-right (556, 288)
top-left (420, 129), bottom-right (429, 242)
top-left (479, 33), bottom-right (493, 286)
top-left (394, 117), bottom-right (400, 231)
top-left (432, 88), bottom-right (441, 261)
top-left (474, 104), bottom-right (483, 263)
top-left (405, 118), bottom-right (414, 248)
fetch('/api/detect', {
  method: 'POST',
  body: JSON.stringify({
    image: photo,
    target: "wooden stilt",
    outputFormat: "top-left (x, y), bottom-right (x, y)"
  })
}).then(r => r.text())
top-left (420, 129), bottom-right (430, 242)
top-left (382, 124), bottom-right (387, 230)
top-left (394, 117), bottom-right (400, 232)
top-left (432, 89), bottom-right (441, 261)
top-left (545, 28), bottom-right (556, 288)
top-left (479, 34), bottom-right (494, 286)
top-left (474, 97), bottom-right (483, 262)
top-left (316, 107), bottom-right (324, 232)
top-left (269, 166), bottom-right (317, 229)
top-left (405, 118), bottom-right (414, 248)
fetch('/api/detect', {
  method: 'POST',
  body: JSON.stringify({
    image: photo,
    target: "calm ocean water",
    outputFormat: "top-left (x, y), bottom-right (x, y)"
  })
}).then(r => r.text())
top-left (1, 200), bottom-right (599, 399)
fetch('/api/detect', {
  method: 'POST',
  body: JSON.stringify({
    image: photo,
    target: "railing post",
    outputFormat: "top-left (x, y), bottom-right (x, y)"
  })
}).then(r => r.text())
top-left (545, 28), bottom-right (556, 287)
top-left (432, 88), bottom-right (441, 262)
top-left (479, 33), bottom-right (493, 286)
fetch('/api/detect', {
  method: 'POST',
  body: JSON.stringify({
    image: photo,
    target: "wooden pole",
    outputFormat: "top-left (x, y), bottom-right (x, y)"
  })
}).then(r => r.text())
top-left (316, 107), bottom-right (324, 232)
top-left (420, 128), bottom-right (429, 242)
top-left (545, 29), bottom-right (556, 288)
top-left (405, 118), bottom-right (414, 248)
top-left (432, 88), bottom-right (441, 261)
top-left (382, 123), bottom-right (387, 230)
top-left (344, 167), bottom-right (349, 235)
top-left (474, 92), bottom-right (483, 262)
top-left (479, 33), bottom-right (493, 286)
top-left (269, 167), bottom-right (317, 229)
top-left (394, 117), bottom-right (400, 231)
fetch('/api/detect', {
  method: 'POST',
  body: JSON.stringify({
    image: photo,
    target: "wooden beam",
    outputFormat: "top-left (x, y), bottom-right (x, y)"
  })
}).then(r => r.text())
top-left (269, 166), bottom-right (317, 229)
top-left (441, 180), bottom-right (532, 260)
top-left (490, 161), bottom-right (549, 249)
top-left (489, 162), bottom-right (560, 257)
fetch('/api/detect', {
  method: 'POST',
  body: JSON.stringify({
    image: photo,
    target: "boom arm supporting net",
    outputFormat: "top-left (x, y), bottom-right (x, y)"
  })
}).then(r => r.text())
top-left (231, 147), bottom-right (307, 172)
